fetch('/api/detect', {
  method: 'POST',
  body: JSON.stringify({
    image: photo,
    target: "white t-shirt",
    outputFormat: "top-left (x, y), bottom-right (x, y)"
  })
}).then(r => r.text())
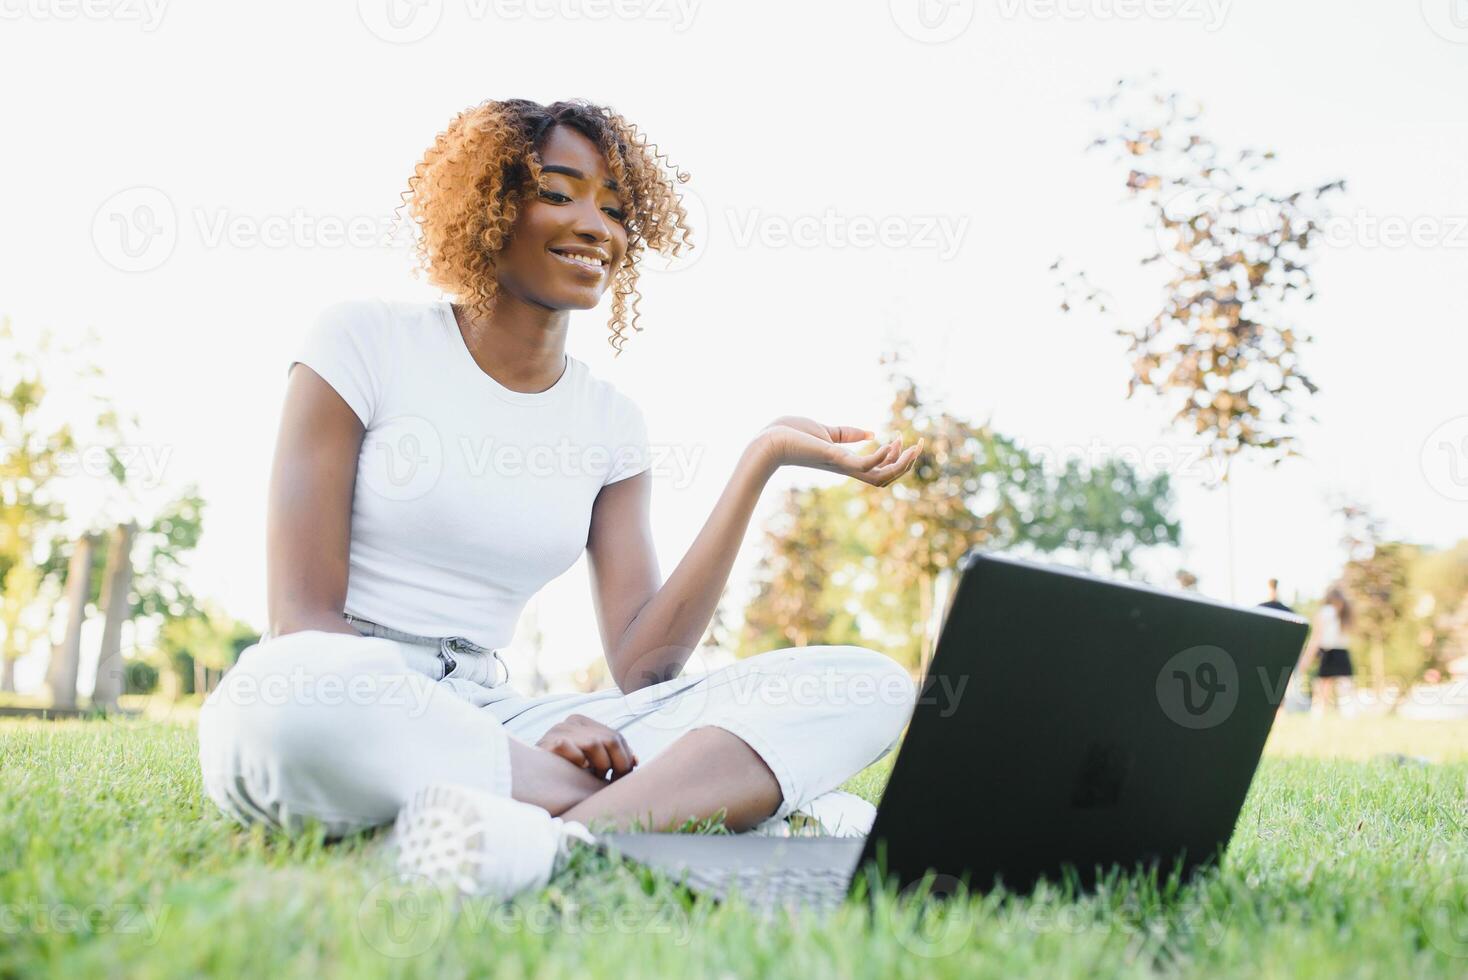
top-left (288, 297), bottom-right (651, 650)
top-left (1314, 604), bottom-right (1346, 649)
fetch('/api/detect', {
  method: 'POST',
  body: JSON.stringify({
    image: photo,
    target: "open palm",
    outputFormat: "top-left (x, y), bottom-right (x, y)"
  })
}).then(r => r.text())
top-left (759, 416), bottom-right (922, 488)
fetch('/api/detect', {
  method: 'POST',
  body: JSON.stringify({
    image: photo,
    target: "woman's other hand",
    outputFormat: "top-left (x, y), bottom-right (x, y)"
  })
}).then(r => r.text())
top-left (535, 713), bottom-right (638, 780)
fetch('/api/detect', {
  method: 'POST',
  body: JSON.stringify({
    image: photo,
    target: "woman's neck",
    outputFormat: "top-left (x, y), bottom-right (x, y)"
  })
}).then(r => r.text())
top-left (452, 298), bottom-right (569, 394)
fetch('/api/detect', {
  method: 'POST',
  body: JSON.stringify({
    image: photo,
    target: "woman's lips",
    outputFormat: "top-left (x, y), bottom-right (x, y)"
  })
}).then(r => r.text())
top-left (549, 249), bottom-right (606, 279)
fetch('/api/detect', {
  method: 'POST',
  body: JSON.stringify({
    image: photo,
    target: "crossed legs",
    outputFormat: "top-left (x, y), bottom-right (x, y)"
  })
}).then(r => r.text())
top-left (199, 631), bottom-right (913, 839)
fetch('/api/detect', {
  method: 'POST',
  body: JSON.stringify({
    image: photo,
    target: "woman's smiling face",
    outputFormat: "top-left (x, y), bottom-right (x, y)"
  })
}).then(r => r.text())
top-left (494, 124), bottom-right (630, 312)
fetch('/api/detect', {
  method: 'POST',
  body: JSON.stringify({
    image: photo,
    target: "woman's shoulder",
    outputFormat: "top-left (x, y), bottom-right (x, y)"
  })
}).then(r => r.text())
top-left (572, 358), bottom-right (641, 414)
top-left (306, 298), bottom-right (452, 358)
top-left (312, 296), bottom-right (441, 331)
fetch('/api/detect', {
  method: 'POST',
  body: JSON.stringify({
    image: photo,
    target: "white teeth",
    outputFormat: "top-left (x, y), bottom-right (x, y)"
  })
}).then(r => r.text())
top-left (553, 250), bottom-right (604, 270)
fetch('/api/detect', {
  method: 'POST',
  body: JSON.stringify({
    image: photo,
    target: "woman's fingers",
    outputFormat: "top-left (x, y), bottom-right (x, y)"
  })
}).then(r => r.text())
top-left (546, 737), bottom-right (589, 769)
top-left (583, 742), bottom-right (614, 778)
top-left (826, 425), bottom-right (874, 444)
top-left (860, 442), bottom-right (921, 484)
top-left (845, 438), bottom-right (899, 471)
top-left (605, 736), bottom-right (637, 778)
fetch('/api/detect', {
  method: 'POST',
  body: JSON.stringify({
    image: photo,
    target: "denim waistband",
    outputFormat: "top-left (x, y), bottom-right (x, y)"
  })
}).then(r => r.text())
top-left (342, 613), bottom-right (509, 688)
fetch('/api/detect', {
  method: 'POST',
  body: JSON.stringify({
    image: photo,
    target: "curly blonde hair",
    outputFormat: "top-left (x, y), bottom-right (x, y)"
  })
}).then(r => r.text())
top-left (398, 98), bottom-right (693, 356)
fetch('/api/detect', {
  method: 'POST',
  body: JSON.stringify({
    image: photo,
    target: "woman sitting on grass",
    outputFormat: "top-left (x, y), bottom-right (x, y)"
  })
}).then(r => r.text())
top-left (198, 98), bottom-right (922, 898)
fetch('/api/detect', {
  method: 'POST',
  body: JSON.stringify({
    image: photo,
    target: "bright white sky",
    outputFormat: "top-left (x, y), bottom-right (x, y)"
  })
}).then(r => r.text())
top-left (2, 0), bottom-right (1466, 692)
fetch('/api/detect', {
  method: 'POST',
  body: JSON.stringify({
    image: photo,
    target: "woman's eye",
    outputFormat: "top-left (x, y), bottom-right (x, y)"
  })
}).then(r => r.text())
top-left (539, 190), bottom-right (570, 203)
top-left (604, 208), bottom-right (628, 222)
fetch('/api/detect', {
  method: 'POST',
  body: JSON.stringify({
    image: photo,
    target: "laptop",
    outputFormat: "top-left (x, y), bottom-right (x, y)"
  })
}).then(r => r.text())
top-left (596, 550), bottom-right (1310, 910)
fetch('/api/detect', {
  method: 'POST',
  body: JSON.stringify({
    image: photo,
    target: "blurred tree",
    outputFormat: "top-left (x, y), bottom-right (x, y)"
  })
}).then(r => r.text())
top-left (1055, 75), bottom-right (1343, 597)
top-left (1336, 501), bottom-right (1410, 694)
top-left (1407, 539), bottom-right (1468, 678)
top-left (0, 316), bottom-right (121, 690)
top-left (149, 600), bottom-right (258, 699)
top-left (92, 521), bottom-right (138, 710)
top-left (737, 353), bottom-right (1181, 671)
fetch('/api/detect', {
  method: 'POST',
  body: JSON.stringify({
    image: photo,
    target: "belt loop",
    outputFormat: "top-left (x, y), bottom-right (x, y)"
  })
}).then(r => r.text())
top-left (437, 637), bottom-right (459, 679)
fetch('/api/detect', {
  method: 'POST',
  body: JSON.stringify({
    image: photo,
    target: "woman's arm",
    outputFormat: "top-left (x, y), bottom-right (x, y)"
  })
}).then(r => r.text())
top-left (589, 439), bottom-right (776, 693)
top-left (589, 420), bottom-right (919, 693)
top-left (264, 364), bottom-right (367, 639)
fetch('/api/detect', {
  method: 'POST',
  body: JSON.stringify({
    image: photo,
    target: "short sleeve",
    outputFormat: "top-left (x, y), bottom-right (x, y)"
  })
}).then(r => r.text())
top-left (288, 301), bottom-right (384, 428)
top-left (603, 396), bottom-right (651, 486)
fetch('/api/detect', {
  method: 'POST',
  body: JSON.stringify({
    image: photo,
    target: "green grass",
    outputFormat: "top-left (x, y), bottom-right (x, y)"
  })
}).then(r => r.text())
top-left (2, 716), bottom-right (1466, 978)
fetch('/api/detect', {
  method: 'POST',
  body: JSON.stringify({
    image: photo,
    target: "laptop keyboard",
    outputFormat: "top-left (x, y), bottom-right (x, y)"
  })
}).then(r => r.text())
top-left (680, 865), bottom-right (852, 911)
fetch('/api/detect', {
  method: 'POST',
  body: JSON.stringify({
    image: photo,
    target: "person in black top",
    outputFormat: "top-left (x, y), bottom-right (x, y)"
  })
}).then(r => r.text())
top-left (1259, 577), bottom-right (1294, 614)
top-left (1261, 578), bottom-right (1303, 714)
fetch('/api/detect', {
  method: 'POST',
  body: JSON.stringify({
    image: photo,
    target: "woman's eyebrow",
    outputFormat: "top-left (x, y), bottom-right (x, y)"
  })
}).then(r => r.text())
top-left (541, 164), bottom-right (619, 193)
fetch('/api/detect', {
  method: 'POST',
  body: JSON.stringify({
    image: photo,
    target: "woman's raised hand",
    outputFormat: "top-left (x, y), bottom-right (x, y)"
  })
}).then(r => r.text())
top-left (757, 416), bottom-right (922, 488)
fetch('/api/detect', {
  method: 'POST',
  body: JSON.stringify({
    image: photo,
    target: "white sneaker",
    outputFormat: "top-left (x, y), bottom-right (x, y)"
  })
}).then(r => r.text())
top-left (748, 790), bottom-right (877, 838)
top-left (388, 783), bottom-right (596, 899)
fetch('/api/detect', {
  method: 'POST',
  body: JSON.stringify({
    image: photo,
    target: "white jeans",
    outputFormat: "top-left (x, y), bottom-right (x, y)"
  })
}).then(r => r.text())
top-left (197, 626), bottom-right (917, 839)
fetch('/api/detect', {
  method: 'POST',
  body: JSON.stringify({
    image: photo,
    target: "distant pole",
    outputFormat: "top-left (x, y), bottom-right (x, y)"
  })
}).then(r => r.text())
top-left (47, 534), bottom-right (96, 711)
top-left (1225, 474), bottom-right (1237, 603)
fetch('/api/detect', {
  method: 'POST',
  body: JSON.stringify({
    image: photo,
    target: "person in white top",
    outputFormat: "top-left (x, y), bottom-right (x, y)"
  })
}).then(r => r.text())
top-left (197, 98), bottom-right (925, 898)
top-left (1298, 586), bottom-right (1355, 717)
